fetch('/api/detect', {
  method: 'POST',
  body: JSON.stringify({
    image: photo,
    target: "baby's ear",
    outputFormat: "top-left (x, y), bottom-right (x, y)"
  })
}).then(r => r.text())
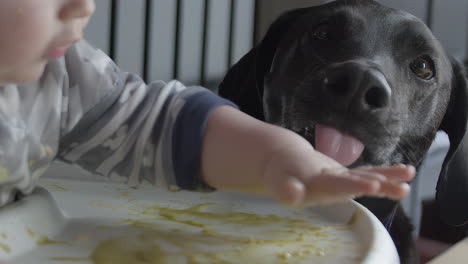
top-left (436, 58), bottom-right (468, 227)
top-left (218, 8), bottom-right (310, 121)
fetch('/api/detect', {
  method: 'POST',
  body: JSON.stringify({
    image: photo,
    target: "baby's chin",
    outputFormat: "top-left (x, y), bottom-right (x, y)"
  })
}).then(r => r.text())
top-left (1, 61), bottom-right (48, 85)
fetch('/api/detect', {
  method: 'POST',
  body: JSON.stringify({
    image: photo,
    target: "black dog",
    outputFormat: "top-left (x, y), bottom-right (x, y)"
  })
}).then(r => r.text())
top-left (219, 0), bottom-right (468, 263)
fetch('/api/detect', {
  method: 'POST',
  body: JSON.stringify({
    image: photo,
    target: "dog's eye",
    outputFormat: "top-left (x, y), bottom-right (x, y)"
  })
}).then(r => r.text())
top-left (312, 23), bottom-right (330, 40)
top-left (410, 56), bottom-right (435, 80)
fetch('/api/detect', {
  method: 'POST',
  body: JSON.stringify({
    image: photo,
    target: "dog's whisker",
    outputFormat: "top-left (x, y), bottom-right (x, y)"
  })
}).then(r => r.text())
top-left (393, 143), bottom-right (420, 165)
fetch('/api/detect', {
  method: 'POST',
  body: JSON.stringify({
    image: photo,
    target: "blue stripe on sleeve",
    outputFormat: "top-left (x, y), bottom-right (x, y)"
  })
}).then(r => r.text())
top-left (172, 90), bottom-right (238, 191)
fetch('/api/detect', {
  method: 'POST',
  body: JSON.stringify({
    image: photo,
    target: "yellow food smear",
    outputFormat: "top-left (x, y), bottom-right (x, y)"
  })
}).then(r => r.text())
top-left (28, 159), bottom-right (37, 168)
top-left (89, 201), bottom-right (119, 210)
top-left (1, 232), bottom-right (7, 239)
top-left (0, 165), bottom-right (9, 183)
top-left (36, 235), bottom-right (70, 246)
top-left (89, 203), bottom-right (357, 264)
top-left (49, 184), bottom-right (70, 191)
top-left (43, 145), bottom-right (54, 157)
top-left (346, 209), bottom-right (362, 226)
top-left (26, 227), bottom-right (37, 238)
top-left (0, 242), bottom-right (11, 253)
top-left (114, 192), bottom-right (130, 199)
top-left (28, 227), bottom-right (69, 246)
top-left (74, 235), bottom-right (90, 241)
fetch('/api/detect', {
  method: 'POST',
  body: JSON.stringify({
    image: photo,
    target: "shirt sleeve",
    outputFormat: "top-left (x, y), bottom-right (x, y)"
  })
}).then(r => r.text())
top-left (57, 40), bottom-right (237, 191)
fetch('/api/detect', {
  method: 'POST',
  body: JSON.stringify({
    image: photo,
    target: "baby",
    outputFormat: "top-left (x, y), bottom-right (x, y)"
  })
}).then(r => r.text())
top-left (0, 0), bottom-right (414, 209)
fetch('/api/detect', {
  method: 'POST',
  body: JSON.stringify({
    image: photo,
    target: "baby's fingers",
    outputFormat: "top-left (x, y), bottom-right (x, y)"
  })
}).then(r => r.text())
top-left (357, 164), bottom-right (416, 182)
top-left (292, 172), bottom-right (378, 207)
top-left (377, 181), bottom-right (411, 200)
top-left (351, 165), bottom-right (414, 200)
top-left (318, 168), bottom-right (381, 194)
top-left (266, 170), bottom-right (375, 207)
top-left (306, 168), bottom-right (412, 202)
top-left (348, 167), bottom-right (413, 199)
top-left (267, 165), bottom-right (413, 208)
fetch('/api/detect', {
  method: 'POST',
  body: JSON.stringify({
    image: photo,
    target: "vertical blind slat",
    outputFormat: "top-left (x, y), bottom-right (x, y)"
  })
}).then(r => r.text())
top-left (83, 0), bottom-right (112, 55)
top-left (114, 0), bottom-right (146, 76)
top-left (147, 0), bottom-right (178, 82)
top-left (177, 0), bottom-right (205, 85)
top-left (143, 0), bottom-right (153, 82)
top-left (204, 0), bottom-right (231, 89)
top-left (232, 0), bottom-right (256, 66)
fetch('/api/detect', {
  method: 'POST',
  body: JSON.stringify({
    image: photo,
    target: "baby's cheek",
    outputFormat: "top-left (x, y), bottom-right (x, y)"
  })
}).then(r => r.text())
top-left (0, 41), bottom-right (48, 85)
top-left (2, 26), bottom-right (53, 80)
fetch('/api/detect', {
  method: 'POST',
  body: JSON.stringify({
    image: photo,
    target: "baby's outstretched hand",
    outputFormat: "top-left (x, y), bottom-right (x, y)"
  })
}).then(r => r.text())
top-left (263, 143), bottom-right (416, 207)
top-left (202, 106), bottom-right (416, 208)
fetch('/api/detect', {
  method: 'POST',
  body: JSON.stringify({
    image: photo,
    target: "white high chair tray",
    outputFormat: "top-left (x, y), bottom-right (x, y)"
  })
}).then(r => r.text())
top-left (0, 176), bottom-right (399, 264)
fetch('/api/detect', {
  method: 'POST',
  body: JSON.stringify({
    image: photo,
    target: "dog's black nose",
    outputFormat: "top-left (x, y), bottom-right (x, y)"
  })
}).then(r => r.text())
top-left (324, 65), bottom-right (391, 112)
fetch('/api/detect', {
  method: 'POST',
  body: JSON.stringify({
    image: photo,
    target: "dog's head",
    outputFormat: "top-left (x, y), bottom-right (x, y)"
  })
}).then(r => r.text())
top-left (219, 0), bottom-right (468, 226)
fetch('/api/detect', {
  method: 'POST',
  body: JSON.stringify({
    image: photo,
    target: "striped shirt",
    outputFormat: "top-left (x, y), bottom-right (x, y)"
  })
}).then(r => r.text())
top-left (0, 40), bottom-right (235, 206)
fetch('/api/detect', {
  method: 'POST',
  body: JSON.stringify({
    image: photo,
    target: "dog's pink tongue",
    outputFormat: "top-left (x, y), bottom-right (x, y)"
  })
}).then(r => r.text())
top-left (315, 124), bottom-right (364, 166)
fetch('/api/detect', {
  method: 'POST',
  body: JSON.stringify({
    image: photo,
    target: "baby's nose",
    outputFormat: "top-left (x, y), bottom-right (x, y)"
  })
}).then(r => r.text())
top-left (59, 0), bottom-right (95, 20)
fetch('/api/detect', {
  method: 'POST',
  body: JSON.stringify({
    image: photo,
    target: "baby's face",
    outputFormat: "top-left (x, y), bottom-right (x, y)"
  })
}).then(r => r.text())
top-left (0, 0), bottom-right (95, 84)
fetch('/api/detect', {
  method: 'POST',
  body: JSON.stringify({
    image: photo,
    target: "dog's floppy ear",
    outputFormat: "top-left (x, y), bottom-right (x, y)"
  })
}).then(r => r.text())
top-left (436, 58), bottom-right (468, 227)
top-left (218, 8), bottom-right (309, 120)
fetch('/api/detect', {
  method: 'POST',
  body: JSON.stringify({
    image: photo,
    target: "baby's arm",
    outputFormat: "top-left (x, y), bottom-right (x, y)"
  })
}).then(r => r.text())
top-left (57, 40), bottom-right (413, 207)
top-left (58, 40), bottom-right (237, 191)
top-left (202, 105), bottom-right (415, 207)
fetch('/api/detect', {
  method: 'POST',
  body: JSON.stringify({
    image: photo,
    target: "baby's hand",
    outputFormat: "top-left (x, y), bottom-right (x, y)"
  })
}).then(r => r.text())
top-left (263, 144), bottom-right (416, 207)
top-left (201, 106), bottom-right (416, 208)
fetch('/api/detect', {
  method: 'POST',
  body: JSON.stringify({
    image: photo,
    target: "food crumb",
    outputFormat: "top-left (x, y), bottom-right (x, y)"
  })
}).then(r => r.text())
top-left (26, 227), bottom-right (36, 238)
top-left (278, 251), bottom-right (292, 260)
top-left (74, 235), bottom-right (89, 241)
top-left (0, 242), bottom-right (11, 253)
